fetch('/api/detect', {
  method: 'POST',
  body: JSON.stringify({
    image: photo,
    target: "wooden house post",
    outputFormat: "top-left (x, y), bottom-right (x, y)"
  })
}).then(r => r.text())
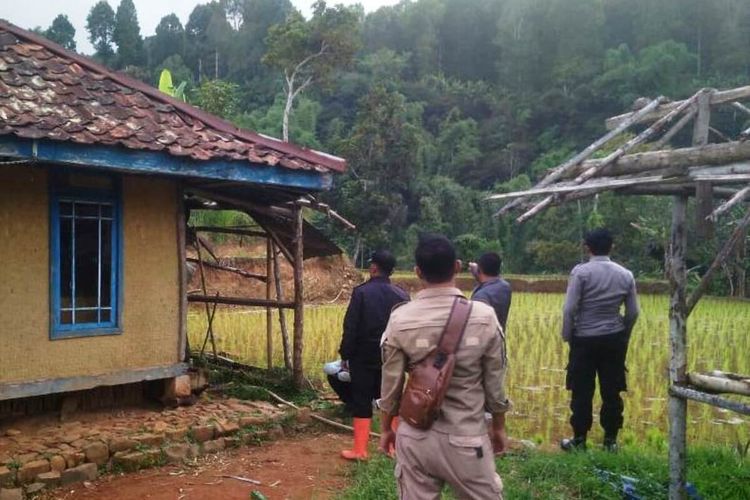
top-left (669, 89), bottom-right (711, 500)
top-left (667, 195), bottom-right (689, 500)
top-left (266, 238), bottom-right (273, 370)
top-left (292, 205), bottom-right (305, 387)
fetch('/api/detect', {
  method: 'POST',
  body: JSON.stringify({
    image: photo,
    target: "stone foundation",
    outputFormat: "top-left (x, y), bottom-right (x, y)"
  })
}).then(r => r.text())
top-left (0, 396), bottom-right (287, 498)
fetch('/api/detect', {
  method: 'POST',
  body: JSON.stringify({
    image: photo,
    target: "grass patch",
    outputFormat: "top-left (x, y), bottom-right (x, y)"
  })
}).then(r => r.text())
top-left (340, 446), bottom-right (750, 499)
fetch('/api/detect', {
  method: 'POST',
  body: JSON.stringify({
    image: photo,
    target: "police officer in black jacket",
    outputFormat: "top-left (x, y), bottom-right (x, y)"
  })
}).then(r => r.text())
top-left (338, 250), bottom-right (409, 460)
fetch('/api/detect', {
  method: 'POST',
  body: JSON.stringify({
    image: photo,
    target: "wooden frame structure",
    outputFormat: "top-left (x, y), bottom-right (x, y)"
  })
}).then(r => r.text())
top-left (183, 188), bottom-right (354, 388)
top-left (489, 85), bottom-right (750, 499)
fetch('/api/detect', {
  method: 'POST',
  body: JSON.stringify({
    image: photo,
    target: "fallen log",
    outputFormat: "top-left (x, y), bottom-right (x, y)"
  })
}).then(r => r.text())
top-left (567, 141), bottom-right (750, 179)
top-left (688, 373), bottom-right (750, 397)
top-left (669, 385), bottom-right (750, 416)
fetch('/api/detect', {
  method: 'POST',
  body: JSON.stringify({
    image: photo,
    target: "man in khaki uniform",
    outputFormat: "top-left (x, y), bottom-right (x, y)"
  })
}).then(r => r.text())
top-left (378, 234), bottom-right (511, 500)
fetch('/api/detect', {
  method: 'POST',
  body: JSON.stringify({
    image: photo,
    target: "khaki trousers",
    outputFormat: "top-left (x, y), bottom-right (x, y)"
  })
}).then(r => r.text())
top-left (394, 423), bottom-right (503, 500)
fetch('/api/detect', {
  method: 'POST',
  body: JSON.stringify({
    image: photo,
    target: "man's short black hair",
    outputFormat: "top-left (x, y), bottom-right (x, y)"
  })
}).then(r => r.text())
top-left (415, 234), bottom-right (456, 283)
top-left (584, 228), bottom-right (614, 256)
top-left (370, 250), bottom-right (397, 275)
top-left (478, 252), bottom-right (502, 277)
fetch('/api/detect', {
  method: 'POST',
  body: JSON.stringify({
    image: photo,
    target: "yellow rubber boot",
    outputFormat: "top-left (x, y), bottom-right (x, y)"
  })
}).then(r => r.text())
top-left (341, 417), bottom-right (371, 460)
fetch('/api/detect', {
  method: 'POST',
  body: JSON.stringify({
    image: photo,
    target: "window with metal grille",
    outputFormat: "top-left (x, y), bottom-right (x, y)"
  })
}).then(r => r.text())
top-left (51, 188), bottom-right (121, 338)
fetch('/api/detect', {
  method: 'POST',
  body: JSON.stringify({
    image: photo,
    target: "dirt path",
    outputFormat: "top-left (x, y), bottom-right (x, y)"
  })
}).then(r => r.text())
top-left (50, 432), bottom-right (353, 500)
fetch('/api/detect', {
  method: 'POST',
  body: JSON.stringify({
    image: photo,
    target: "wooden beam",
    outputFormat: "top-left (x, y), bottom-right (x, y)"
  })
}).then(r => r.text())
top-left (653, 107), bottom-right (697, 150)
top-left (731, 101), bottom-right (750, 117)
top-left (710, 184), bottom-right (750, 220)
top-left (606, 85), bottom-right (750, 130)
top-left (294, 198), bottom-right (357, 230)
top-left (186, 187), bottom-right (296, 219)
top-left (669, 385), bottom-right (750, 416)
top-left (693, 92), bottom-right (715, 238)
top-left (187, 295), bottom-right (296, 308)
top-left (0, 136), bottom-right (332, 191)
top-left (266, 238), bottom-right (273, 370)
top-left (292, 205), bottom-right (305, 388)
top-left (272, 243), bottom-right (293, 370)
top-left (686, 207), bottom-right (750, 315)
top-left (497, 96), bottom-right (665, 216)
top-left (254, 221), bottom-right (294, 265)
top-left (568, 141), bottom-right (750, 179)
top-left (488, 175), bottom-right (671, 201)
top-left (512, 91), bottom-right (705, 222)
top-left (185, 257), bottom-right (267, 282)
top-left (667, 195), bottom-right (689, 500)
top-left (687, 373), bottom-right (750, 397)
top-left (192, 226), bottom-right (268, 238)
top-left (0, 363), bottom-right (188, 402)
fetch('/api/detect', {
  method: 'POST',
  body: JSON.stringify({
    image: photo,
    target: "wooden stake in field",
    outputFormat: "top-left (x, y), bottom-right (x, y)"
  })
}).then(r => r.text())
top-left (292, 204), bottom-right (305, 388)
top-left (266, 238), bottom-right (273, 370)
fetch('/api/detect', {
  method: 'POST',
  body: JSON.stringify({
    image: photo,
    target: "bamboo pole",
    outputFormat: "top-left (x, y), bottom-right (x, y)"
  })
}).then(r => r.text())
top-left (686, 207), bottom-right (750, 315)
top-left (292, 205), bottom-right (305, 388)
top-left (273, 245), bottom-right (293, 370)
top-left (266, 238), bottom-right (273, 370)
top-left (668, 195), bottom-right (689, 500)
top-left (496, 96), bottom-right (665, 216)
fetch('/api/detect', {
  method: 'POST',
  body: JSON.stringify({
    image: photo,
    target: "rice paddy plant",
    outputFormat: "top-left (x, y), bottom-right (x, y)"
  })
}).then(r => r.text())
top-left (188, 293), bottom-right (749, 445)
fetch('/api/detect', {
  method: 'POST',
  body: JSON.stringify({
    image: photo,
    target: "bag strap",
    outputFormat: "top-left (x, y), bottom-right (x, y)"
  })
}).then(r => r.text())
top-left (436, 297), bottom-right (473, 357)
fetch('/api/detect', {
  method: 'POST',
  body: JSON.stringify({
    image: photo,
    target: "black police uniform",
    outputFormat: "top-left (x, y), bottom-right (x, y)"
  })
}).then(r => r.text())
top-left (338, 276), bottom-right (409, 418)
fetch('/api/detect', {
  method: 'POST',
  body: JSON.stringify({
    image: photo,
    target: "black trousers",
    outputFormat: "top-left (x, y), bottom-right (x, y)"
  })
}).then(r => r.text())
top-left (349, 359), bottom-right (381, 418)
top-left (327, 374), bottom-right (353, 412)
top-left (566, 332), bottom-right (629, 437)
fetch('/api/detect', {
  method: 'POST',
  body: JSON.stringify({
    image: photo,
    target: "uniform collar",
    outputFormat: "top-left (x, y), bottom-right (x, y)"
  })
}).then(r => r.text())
top-left (477, 277), bottom-right (501, 287)
top-left (369, 276), bottom-right (391, 283)
top-left (415, 287), bottom-right (465, 300)
top-left (589, 256), bottom-right (611, 262)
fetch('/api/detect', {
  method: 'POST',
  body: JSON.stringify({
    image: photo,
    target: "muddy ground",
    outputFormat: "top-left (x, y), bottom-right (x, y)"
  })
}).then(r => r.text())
top-left (48, 432), bottom-right (352, 500)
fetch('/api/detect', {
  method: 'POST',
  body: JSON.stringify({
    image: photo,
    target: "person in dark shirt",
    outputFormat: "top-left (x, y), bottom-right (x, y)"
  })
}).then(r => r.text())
top-left (560, 228), bottom-right (639, 452)
top-left (338, 250), bottom-right (409, 460)
top-left (470, 252), bottom-right (512, 331)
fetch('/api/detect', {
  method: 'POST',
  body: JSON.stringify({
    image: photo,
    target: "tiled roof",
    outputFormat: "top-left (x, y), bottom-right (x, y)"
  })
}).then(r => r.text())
top-left (0, 20), bottom-right (346, 174)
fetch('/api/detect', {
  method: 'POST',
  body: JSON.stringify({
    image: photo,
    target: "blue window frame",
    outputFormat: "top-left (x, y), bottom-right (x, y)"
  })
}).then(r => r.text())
top-left (50, 183), bottom-right (122, 339)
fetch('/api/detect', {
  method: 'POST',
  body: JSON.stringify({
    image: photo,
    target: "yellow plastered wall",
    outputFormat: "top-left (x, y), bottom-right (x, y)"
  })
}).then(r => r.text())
top-left (0, 166), bottom-right (181, 384)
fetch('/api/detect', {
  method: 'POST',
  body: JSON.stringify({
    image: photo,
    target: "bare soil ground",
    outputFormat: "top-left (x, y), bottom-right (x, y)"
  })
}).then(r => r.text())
top-left (49, 431), bottom-right (352, 500)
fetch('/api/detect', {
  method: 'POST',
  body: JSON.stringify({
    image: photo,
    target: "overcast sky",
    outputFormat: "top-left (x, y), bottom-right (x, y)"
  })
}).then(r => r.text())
top-left (1, 0), bottom-right (398, 54)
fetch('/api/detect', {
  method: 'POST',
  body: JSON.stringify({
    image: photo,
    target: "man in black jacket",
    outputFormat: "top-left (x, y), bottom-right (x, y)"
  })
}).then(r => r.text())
top-left (339, 250), bottom-right (409, 460)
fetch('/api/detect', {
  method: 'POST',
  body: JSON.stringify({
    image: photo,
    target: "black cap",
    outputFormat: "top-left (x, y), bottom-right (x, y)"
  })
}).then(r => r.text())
top-left (369, 250), bottom-right (396, 275)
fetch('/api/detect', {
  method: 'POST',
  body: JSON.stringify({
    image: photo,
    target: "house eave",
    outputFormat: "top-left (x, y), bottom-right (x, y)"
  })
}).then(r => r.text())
top-left (0, 136), bottom-right (333, 192)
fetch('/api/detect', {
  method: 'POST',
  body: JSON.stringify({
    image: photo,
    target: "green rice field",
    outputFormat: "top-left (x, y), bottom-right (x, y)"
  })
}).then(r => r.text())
top-left (188, 292), bottom-right (750, 447)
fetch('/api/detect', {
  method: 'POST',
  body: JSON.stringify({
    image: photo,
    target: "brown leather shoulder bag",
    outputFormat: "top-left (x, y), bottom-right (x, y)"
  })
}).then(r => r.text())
top-left (399, 297), bottom-right (473, 430)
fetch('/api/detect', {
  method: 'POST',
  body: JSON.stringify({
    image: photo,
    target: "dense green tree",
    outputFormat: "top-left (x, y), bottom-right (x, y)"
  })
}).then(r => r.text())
top-left (151, 14), bottom-right (185, 67)
top-left (45, 14), bottom-right (76, 51)
top-left (86, 1), bottom-right (116, 62)
top-left (113, 0), bottom-right (144, 68)
top-left (193, 79), bottom-right (239, 118)
top-left (264, 1), bottom-right (361, 141)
